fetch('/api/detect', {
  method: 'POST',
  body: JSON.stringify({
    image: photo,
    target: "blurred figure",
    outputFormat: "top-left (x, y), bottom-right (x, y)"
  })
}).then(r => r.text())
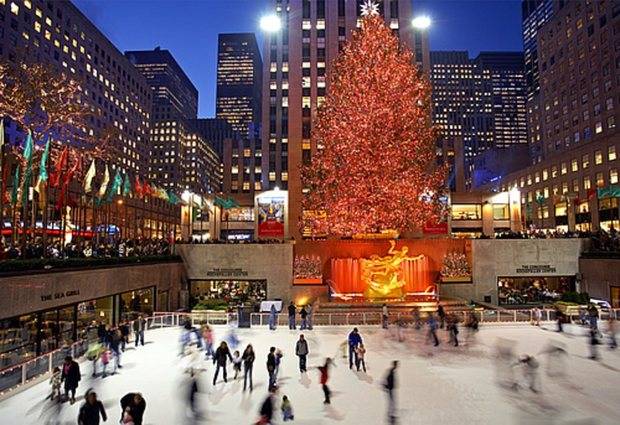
top-left (300, 305), bottom-right (309, 330)
top-left (202, 325), bottom-right (214, 358)
top-left (256, 386), bottom-right (277, 425)
top-left (318, 358), bottom-right (333, 404)
top-left (540, 340), bottom-right (568, 379)
top-left (587, 304), bottom-right (599, 331)
top-left (119, 321), bottom-right (130, 351)
top-left (78, 389), bottom-right (107, 425)
top-left (555, 307), bottom-right (564, 333)
top-left (383, 360), bottom-right (399, 425)
top-left (464, 311), bottom-right (479, 346)
top-left (532, 306), bottom-right (542, 326)
top-left (281, 395), bottom-right (294, 421)
top-left (307, 302), bottom-right (314, 330)
top-left (494, 339), bottom-right (517, 390)
top-left (447, 314), bottom-right (459, 347)
top-left (411, 307), bottom-right (422, 330)
top-left (288, 302), bottom-right (297, 330)
top-left (186, 370), bottom-right (202, 421)
top-left (382, 304), bottom-right (389, 329)
top-left (608, 317), bottom-right (617, 349)
top-left (437, 304), bottom-right (446, 329)
top-left (120, 392), bottom-right (146, 425)
top-left (355, 343), bottom-right (367, 372)
top-left (232, 350), bottom-right (242, 379)
top-left (517, 355), bottom-right (540, 392)
top-left (212, 341), bottom-right (233, 385)
top-left (426, 313), bottom-right (439, 346)
top-left (589, 329), bottom-right (600, 360)
top-left (49, 366), bottom-right (62, 402)
top-left (269, 304), bottom-right (278, 330)
top-left (348, 328), bottom-right (363, 369)
top-left (242, 344), bottom-right (256, 392)
top-left (61, 355), bottom-right (80, 404)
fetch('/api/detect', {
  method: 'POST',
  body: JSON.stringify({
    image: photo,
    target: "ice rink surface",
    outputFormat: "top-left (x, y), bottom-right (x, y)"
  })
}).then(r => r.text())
top-left (0, 322), bottom-right (618, 425)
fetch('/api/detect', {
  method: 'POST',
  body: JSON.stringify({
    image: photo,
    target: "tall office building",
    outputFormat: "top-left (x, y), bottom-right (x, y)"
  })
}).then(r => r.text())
top-left (494, 0), bottom-right (620, 232)
top-left (216, 33), bottom-right (262, 135)
top-left (126, 48), bottom-right (220, 195)
top-left (431, 51), bottom-right (527, 190)
top-left (262, 0), bottom-right (428, 238)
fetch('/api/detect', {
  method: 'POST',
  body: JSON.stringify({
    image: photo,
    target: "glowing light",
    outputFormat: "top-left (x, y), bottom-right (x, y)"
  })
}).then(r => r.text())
top-left (411, 16), bottom-right (432, 30)
top-left (260, 14), bottom-right (282, 33)
top-left (360, 0), bottom-right (380, 17)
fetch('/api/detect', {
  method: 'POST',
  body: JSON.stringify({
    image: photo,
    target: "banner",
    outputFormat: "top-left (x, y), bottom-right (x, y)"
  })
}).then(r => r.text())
top-left (257, 193), bottom-right (286, 237)
top-left (423, 219), bottom-right (448, 235)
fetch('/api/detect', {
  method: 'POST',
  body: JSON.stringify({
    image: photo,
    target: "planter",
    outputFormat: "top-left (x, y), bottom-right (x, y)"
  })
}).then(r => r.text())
top-left (293, 277), bottom-right (323, 285)
top-left (440, 276), bottom-right (472, 283)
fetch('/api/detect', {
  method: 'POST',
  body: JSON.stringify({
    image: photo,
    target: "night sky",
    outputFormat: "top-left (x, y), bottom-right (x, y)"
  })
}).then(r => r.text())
top-left (73, 0), bottom-right (523, 117)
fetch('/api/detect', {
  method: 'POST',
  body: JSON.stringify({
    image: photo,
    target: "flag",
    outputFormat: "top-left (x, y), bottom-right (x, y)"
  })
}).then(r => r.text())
top-left (83, 159), bottom-right (96, 193)
top-left (97, 164), bottom-right (110, 198)
top-left (34, 137), bottom-right (51, 211)
top-left (10, 166), bottom-right (20, 207)
top-left (597, 185), bottom-right (620, 198)
top-left (106, 169), bottom-right (122, 202)
top-left (167, 191), bottom-right (181, 205)
top-left (134, 176), bottom-right (143, 199)
top-left (50, 146), bottom-right (68, 188)
top-left (122, 173), bottom-right (131, 197)
top-left (21, 132), bottom-right (34, 205)
top-left (142, 181), bottom-right (152, 197)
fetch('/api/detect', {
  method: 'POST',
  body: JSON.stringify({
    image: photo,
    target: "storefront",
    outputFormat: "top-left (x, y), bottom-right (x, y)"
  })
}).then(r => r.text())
top-left (498, 276), bottom-right (575, 305)
top-left (190, 279), bottom-right (267, 306)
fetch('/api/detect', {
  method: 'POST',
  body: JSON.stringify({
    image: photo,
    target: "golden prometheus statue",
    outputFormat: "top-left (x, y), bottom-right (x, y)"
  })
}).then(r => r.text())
top-left (361, 240), bottom-right (420, 300)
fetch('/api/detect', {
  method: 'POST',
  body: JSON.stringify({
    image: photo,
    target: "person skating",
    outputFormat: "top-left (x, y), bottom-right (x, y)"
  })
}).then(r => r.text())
top-left (212, 341), bottom-right (233, 384)
top-left (608, 317), bottom-right (617, 349)
top-left (78, 389), bottom-right (107, 425)
top-left (120, 392), bottom-right (146, 425)
top-left (109, 328), bottom-right (122, 371)
top-left (295, 334), bottom-right (309, 373)
top-left (532, 306), bottom-right (542, 326)
top-left (589, 329), bottom-right (600, 360)
top-left (300, 306), bottom-right (308, 330)
top-left (427, 313), bottom-right (440, 346)
top-left (318, 358), bottom-right (333, 404)
top-left (61, 355), bottom-right (80, 404)
top-left (348, 328), bottom-right (363, 369)
top-left (288, 302), bottom-right (297, 330)
top-left (447, 315), bottom-right (459, 347)
top-left (555, 307), bottom-right (564, 333)
top-left (307, 302), bottom-right (314, 330)
top-left (256, 386), bottom-right (277, 425)
top-left (437, 304), bottom-right (446, 329)
top-left (242, 344), bottom-right (256, 391)
top-left (267, 347), bottom-right (277, 390)
top-left (133, 315), bottom-right (146, 347)
top-left (355, 343), bottom-right (367, 372)
top-left (119, 321), bottom-right (130, 352)
top-left (187, 370), bottom-right (202, 420)
top-left (382, 304), bottom-right (389, 329)
top-left (517, 355), bottom-right (539, 392)
top-left (269, 304), bottom-right (278, 331)
top-left (383, 361), bottom-right (398, 425)
top-left (588, 304), bottom-right (599, 331)
top-left (281, 395), bottom-right (294, 421)
top-left (203, 325), bottom-right (214, 358)
top-left (232, 350), bottom-right (242, 379)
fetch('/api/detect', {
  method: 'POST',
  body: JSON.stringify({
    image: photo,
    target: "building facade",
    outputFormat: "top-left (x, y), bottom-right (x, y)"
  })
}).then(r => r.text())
top-left (493, 0), bottom-right (620, 232)
top-left (216, 33), bottom-right (262, 135)
top-left (126, 48), bottom-right (220, 195)
top-left (262, 0), bottom-right (428, 238)
top-left (431, 51), bottom-right (528, 191)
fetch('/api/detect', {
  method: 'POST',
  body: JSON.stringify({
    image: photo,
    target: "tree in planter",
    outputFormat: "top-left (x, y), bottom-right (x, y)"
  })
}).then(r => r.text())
top-left (440, 252), bottom-right (471, 279)
top-left (300, 13), bottom-right (446, 237)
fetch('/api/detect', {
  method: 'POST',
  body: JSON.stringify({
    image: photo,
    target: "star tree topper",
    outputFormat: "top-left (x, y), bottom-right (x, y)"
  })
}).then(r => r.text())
top-left (360, 0), bottom-right (380, 17)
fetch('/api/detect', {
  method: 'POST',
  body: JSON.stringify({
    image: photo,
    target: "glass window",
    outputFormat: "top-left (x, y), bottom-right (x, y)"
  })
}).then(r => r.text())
top-left (561, 162), bottom-right (567, 174)
top-left (596, 172), bottom-right (604, 187)
top-left (76, 297), bottom-right (113, 342)
top-left (0, 314), bottom-right (37, 368)
top-left (571, 159), bottom-right (578, 172)
top-left (542, 169), bottom-right (548, 181)
top-left (492, 204), bottom-right (509, 220)
top-left (551, 166), bottom-right (558, 178)
top-left (609, 146), bottom-right (617, 161)
top-left (582, 154), bottom-right (589, 169)
top-left (555, 202), bottom-right (567, 217)
top-left (595, 150), bottom-right (603, 164)
top-left (119, 288), bottom-right (155, 322)
top-left (583, 176), bottom-right (591, 190)
top-left (451, 204), bottom-right (482, 220)
top-left (610, 169), bottom-right (618, 184)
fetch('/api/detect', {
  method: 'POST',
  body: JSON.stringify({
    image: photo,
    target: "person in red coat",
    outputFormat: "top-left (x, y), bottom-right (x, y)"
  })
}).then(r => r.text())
top-left (318, 358), bottom-right (333, 404)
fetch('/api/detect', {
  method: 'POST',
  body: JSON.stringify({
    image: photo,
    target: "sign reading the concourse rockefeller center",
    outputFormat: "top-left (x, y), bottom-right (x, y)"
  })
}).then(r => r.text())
top-left (206, 268), bottom-right (249, 278)
top-left (515, 264), bottom-right (557, 274)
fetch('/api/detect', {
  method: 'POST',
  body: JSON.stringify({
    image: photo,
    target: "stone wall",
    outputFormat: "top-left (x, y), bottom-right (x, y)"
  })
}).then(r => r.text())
top-left (175, 244), bottom-right (294, 302)
top-left (0, 262), bottom-right (186, 319)
top-left (440, 239), bottom-right (586, 304)
top-left (580, 257), bottom-right (620, 305)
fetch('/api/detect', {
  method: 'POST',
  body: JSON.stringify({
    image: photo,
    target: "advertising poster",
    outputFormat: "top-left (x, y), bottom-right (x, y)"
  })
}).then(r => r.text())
top-left (257, 194), bottom-right (285, 237)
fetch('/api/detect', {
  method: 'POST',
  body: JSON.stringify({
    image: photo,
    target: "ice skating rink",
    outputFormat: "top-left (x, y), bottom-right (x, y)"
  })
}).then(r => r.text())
top-left (0, 323), bottom-right (619, 425)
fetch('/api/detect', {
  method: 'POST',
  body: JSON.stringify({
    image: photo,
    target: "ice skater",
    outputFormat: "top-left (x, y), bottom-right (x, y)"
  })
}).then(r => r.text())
top-left (269, 304), bottom-right (278, 330)
top-left (437, 304), bottom-right (446, 329)
top-left (256, 386), bottom-right (277, 425)
top-left (355, 343), bottom-right (367, 372)
top-left (48, 367), bottom-right (62, 402)
top-left (242, 344), bottom-right (256, 391)
top-left (532, 306), bottom-right (542, 326)
top-left (318, 358), bottom-right (333, 404)
top-left (307, 302), bottom-right (314, 330)
top-left (383, 360), bottom-right (398, 425)
top-left (78, 389), bottom-right (107, 425)
top-left (382, 303), bottom-right (389, 329)
top-left (607, 317), bottom-right (617, 349)
top-left (288, 302), bottom-right (297, 330)
top-left (120, 392), bottom-right (146, 425)
top-left (61, 355), bottom-right (80, 404)
top-left (426, 313), bottom-right (439, 346)
top-left (202, 325), bottom-right (214, 358)
top-left (212, 341), bottom-right (233, 384)
top-left (267, 346), bottom-right (277, 390)
top-left (300, 305), bottom-right (308, 330)
top-left (348, 328), bottom-right (363, 369)
top-left (295, 334), bottom-right (309, 373)
top-left (589, 329), bottom-right (600, 360)
top-left (516, 355), bottom-right (540, 392)
top-left (232, 350), bottom-right (242, 379)
top-left (133, 315), bottom-right (146, 347)
top-left (186, 369), bottom-right (202, 421)
top-left (281, 395), bottom-right (294, 421)
top-left (447, 314), bottom-right (459, 347)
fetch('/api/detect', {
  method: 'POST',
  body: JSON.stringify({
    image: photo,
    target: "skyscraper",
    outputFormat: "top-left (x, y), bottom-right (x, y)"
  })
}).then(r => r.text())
top-left (261, 0), bottom-right (427, 238)
top-left (216, 33), bottom-right (263, 135)
top-left (431, 51), bottom-right (527, 190)
top-left (126, 48), bottom-right (220, 195)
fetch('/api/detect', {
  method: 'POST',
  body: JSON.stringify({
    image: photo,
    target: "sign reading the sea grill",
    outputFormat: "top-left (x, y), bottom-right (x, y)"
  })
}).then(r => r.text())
top-left (515, 264), bottom-right (557, 274)
top-left (41, 289), bottom-right (81, 302)
top-left (206, 268), bottom-right (249, 278)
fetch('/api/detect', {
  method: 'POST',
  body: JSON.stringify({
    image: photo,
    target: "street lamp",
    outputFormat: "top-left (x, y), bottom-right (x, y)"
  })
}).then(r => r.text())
top-left (260, 14), bottom-right (282, 32)
top-left (411, 15), bottom-right (432, 31)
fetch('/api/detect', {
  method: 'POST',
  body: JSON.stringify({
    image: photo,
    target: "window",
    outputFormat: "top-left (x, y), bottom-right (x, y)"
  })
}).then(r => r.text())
top-left (562, 182), bottom-right (569, 194)
top-left (583, 176), bottom-right (591, 190)
top-left (451, 204), bottom-right (482, 220)
top-left (572, 179), bottom-right (579, 192)
top-left (595, 122), bottom-right (603, 134)
top-left (492, 204), bottom-right (509, 220)
top-left (582, 154), bottom-right (589, 169)
top-left (609, 146), bottom-right (617, 161)
top-left (561, 162), bottom-right (567, 175)
top-left (535, 172), bottom-right (540, 183)
top-left (571, 159), bottom-right (578, 172)
top-left (595, 150), bottom-right (603, 164)
top-left (542, 169), bottom-right (549, 181)
top-left (555, 203), bottom-right (567, 217)
top-left (610, 169), bottom-right (619, 184)
top-left (551, 166), bottom-right (558, 178)
top-left (596, 172), bottom-right (604, 187)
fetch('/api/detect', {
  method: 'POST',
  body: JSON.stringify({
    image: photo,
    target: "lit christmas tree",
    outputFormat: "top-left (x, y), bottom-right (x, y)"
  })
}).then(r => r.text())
top-left (300, 13), bottom-right (446, 237)
top-left (441, 252), bottom-right (471, 279)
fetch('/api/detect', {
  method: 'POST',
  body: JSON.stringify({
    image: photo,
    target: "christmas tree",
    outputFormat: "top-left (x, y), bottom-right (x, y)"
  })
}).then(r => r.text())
top-left (441, 252), bottom-right (471, 279)
top-left (301, 13), bottom-right (446, 237)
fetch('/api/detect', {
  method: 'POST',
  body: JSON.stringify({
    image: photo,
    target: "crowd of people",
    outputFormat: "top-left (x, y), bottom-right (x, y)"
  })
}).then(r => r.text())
top-left (0, 238), bottom-right (173, 261)
top-left (492, 227), bottom-right (620, 253)
top-left (187, 238), bottom-right (289, 245)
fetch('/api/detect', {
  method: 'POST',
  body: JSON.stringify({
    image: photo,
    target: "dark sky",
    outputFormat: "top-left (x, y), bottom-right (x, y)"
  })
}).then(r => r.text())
top-left (73, 0), bottom-right (523, 117)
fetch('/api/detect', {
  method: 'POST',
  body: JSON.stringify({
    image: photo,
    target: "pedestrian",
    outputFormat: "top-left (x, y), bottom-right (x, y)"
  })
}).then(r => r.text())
top-left (242, 344), bottom-right (255, 392)
top-left (555, 307), bottom-right (564, 333)
top-left (300, 306), bottom-right (308, 330)
top-left (307, 302), bottom-right (314, 330)
top-left (608, 317), bottom-right (617, 349)
top-left (288, 302), bottom-right (297, 330)
top-left (49, 366), bottom-right (62, 402)
top-left (269, 304), bottom-right (278, 331)
top-left (347, 327), bottom-right (363, 369)
top-left (61, 355), bottom-right (80, 404)
top-left (187, 370), bottom-right (201, 420)
top-left (109, 328), bottom-right (122, 371)
top-left (295, 334), bottom-right (309, 373)
top-left (119, 321), bottom-right (130, 351)
top-left (281, 395), bottom-right (295, 421)
top-left (86, 341), bottom-right (103, 377)
top-left (464, 311), bottom-right (479, 345)
top-left (97, 322), bottom-right (107, 344)
top-left (133, 315), bottom-right (146, 347)
top-left (355, 343), bottom-right (367, 372)
top-left (589, 329), bottom-right (600, 360)
top-left (100, 349), bottom-right (111, 378)
top-left (427, 313), bottom-right (439, 346)
top-left (212, 341), bottom-right (233, 384)
top-left (232, 350), bottom-right (242, 379)
top-left (412, 307), bottom-right (421, 330)
top-left (275, 348), bottom-right (284, 379)
top-left (78, 389), bottom-right (107, 425)
top-left (532, 306), bottom-right (542, 326)
top-left (318, 358), bottom-right (333, 404)
top-left (203, 324), bottom-right (214, 358)
top-left (437, 304), bottom-right (446, 329)
top-left (588, 304), bottom-right (599, 331)
top-left (256, 386), bottom-right (277, 425)
top-left (120, 392), bottom-right (146, 425)
top-left (447, 315), bottom-right (459, 347)
top-left (267, 346), bottom-right (277, 390)
top-left (517, 355), bottom-right (539, 392)
top-left (382, 303), bottom-right (389, 329)
top-left (383, 360), bottom-right (398, 425)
